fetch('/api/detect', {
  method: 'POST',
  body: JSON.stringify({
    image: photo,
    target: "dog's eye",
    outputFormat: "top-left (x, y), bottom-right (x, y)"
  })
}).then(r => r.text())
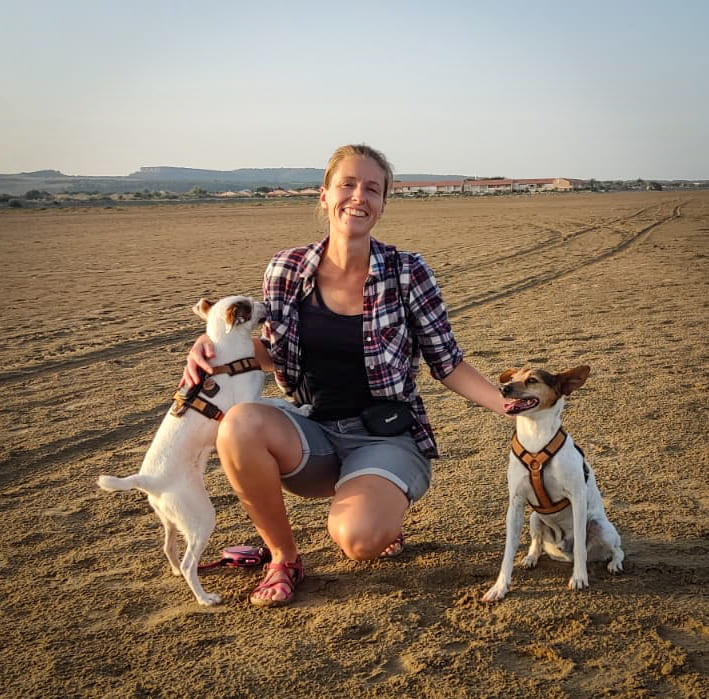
top-left (527, 377), bottom-right (538, 384)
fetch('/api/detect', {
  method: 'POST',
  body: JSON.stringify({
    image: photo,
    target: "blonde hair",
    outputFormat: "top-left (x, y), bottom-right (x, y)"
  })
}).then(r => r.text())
top-left (322, 144), bottom-right (394, 199)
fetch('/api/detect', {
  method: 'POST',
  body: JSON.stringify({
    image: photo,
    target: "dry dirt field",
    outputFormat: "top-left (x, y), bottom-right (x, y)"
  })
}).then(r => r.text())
top-left (1, 192), bottom-right (708, 698)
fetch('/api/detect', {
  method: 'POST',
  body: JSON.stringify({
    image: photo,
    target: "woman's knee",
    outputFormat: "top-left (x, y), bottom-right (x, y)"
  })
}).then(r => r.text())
top-left (216, 402), bottom-right (266, 452)
top-left (327, 476), bottom-right (407, 560)
top-left (218, 401), bottom-right (270, 435)
top-left (216, 403), bottom-right (303, 475)
top-left (329, 518), bottom-right (399, 561)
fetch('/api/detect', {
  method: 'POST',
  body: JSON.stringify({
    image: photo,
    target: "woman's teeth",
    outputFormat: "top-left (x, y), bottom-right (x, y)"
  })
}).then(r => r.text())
top-left (344, 208), bottom-right (366, 217)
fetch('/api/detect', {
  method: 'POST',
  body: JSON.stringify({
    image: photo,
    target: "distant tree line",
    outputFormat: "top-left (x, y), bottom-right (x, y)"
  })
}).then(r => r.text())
top-left (589, 178), bottom-right (665, 192)
top-left (2, 179), bottom-right (707, 208)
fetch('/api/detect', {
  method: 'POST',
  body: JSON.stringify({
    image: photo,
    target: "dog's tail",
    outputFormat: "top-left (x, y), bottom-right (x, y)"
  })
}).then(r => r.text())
top-left (97, 474), bottom-right (162, 498)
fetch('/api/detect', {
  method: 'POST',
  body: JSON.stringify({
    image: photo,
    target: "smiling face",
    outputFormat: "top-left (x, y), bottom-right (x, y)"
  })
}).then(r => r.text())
top-left (319, 155), bottom-right (386, 238)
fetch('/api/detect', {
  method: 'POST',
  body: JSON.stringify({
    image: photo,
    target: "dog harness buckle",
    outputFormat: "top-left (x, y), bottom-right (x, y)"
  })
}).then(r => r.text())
top-left (170, 402), bottom-right (189, 417)
top-left (201, 376), bottom-right (219, 397)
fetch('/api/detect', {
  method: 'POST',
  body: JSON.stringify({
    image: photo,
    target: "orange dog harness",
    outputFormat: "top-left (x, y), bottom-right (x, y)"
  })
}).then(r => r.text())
top-left (511, 428), bottom-right (571, 514)
top-left (170, 357), bottom-right (261, 421)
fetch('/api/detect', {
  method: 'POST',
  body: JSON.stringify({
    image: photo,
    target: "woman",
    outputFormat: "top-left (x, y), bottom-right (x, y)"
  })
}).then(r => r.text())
top-left (184, 144), bottom-right (509, 607)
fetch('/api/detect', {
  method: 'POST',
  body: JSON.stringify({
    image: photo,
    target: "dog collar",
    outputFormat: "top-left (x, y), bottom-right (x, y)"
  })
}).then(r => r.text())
top-left (170, 357), bottom-right (261, 422)
top-left (511, 427), bottom-right (571, 514)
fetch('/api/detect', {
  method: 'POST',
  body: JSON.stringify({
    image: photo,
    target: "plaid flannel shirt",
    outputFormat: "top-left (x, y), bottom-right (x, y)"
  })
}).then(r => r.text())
top-left (260, 236), bottom-right (463, 458)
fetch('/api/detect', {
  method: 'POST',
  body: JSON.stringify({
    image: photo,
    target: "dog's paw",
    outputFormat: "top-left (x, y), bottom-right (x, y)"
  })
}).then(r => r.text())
top-left (482, 584), bottom-right (508, 602)
top-left (521, 555), bottom-right (539, 569)
top-left (197, 592), bottom-right (222, 606)
top-left (607, 559), bottom-right (623, 575)
top-left (568, 573), bottom-right (589, 591)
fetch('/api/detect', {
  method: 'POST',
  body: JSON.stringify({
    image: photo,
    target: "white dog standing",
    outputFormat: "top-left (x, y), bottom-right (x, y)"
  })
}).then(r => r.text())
top-left (482, 365), bottom-right (623, 602)
top-left (98, 296), bottom-right (266, 605)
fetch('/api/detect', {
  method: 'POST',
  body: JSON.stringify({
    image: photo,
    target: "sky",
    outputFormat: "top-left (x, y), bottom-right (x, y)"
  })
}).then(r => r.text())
top-left (1, 0), bottom-right (708, 180)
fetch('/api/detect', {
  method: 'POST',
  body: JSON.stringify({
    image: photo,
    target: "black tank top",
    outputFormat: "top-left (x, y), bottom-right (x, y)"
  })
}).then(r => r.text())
top-left (298, 285), bottom-right (373, 421)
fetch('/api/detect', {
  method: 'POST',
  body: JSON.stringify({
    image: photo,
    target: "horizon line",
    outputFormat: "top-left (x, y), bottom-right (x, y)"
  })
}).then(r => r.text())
top-left (1, 167), bottom-right (707, 182)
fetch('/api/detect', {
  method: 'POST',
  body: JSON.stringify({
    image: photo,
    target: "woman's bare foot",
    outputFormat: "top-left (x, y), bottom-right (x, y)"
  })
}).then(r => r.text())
top-left (249, 556), bottom-right (304, 607)
top-left (379, 532), bottom-right (405, 558)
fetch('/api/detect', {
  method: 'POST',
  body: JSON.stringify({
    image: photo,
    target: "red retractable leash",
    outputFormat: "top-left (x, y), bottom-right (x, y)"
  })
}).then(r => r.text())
top-left (198, 545), bottom-right (271, 572)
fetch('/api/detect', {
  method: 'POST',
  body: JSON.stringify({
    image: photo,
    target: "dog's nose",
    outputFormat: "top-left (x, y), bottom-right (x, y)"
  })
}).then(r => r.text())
top-left (501, 384), bottom-right (512, 397)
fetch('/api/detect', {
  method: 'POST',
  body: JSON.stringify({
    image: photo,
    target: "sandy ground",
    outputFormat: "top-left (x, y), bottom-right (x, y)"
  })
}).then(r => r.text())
top-left (1, 192), bottom-right (708, 698)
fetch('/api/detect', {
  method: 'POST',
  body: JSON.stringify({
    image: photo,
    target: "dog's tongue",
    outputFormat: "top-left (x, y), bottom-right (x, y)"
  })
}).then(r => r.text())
top-left (504, 398), bottom-right (537, 414)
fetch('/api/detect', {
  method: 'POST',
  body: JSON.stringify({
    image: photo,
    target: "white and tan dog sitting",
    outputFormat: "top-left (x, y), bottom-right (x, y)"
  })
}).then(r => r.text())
top-left (98, 296), bottom-right (266, 606)
top-left (482, 365), bottom-right (623, 602)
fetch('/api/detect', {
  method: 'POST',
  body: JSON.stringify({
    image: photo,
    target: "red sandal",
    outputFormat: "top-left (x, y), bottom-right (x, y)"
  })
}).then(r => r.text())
top-left (249, 555), bottom-right (304, 607)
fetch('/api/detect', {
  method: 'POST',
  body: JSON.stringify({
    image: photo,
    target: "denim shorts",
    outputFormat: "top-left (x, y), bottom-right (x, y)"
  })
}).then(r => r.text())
top-left (276, 409), bottom-right (431, 503)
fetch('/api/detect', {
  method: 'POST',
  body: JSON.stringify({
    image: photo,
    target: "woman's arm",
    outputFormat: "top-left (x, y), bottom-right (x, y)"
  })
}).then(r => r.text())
top-left (253, 336), bottom-right (274, 372)
top-left (441, 360), bottom-right (509, 417)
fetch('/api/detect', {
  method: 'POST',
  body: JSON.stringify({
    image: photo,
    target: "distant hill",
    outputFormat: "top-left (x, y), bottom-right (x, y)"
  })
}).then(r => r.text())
top-left (0, 167), bottom-right (467, 196)
top-left (131, 166), bottom-right (326, 188)
top-left (21, 169), bottom-right (64, 177)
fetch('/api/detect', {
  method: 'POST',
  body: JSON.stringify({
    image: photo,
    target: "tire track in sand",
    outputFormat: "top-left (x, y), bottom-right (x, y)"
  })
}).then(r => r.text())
top-left (0, 329), bottom-right (194, 387)
top-left (445, 203), bottom-right (682, 318)
top-left (0, 404), bottom-right (166, 490)
top-left (417, 206), bottom-right (651, 271)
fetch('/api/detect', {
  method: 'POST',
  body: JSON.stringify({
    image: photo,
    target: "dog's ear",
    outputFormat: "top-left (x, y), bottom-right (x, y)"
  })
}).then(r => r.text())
top-left (193, 298), bottom-right (214, 321)
top-left (499, 368), bottom-right (520, 384)
top-left (225, 300), bottom-right (252, 332)
top-left (556, 365), bottom-right (591, 395)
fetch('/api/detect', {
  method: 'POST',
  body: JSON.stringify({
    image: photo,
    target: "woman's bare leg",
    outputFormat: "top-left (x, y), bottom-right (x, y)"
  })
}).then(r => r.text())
top-left (327, 475), bottom-right (409, 561)
top-left (216, 402), bottom-right (303, 603)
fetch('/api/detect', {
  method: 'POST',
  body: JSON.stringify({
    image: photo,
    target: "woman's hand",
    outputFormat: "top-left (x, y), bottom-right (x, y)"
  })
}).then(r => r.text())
top-left (180, 334), bottom-right (214, 387)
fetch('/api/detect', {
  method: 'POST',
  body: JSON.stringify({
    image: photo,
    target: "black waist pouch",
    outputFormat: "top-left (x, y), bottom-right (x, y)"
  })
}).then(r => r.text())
top-left (360, 401), bottom-right (413, 437)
